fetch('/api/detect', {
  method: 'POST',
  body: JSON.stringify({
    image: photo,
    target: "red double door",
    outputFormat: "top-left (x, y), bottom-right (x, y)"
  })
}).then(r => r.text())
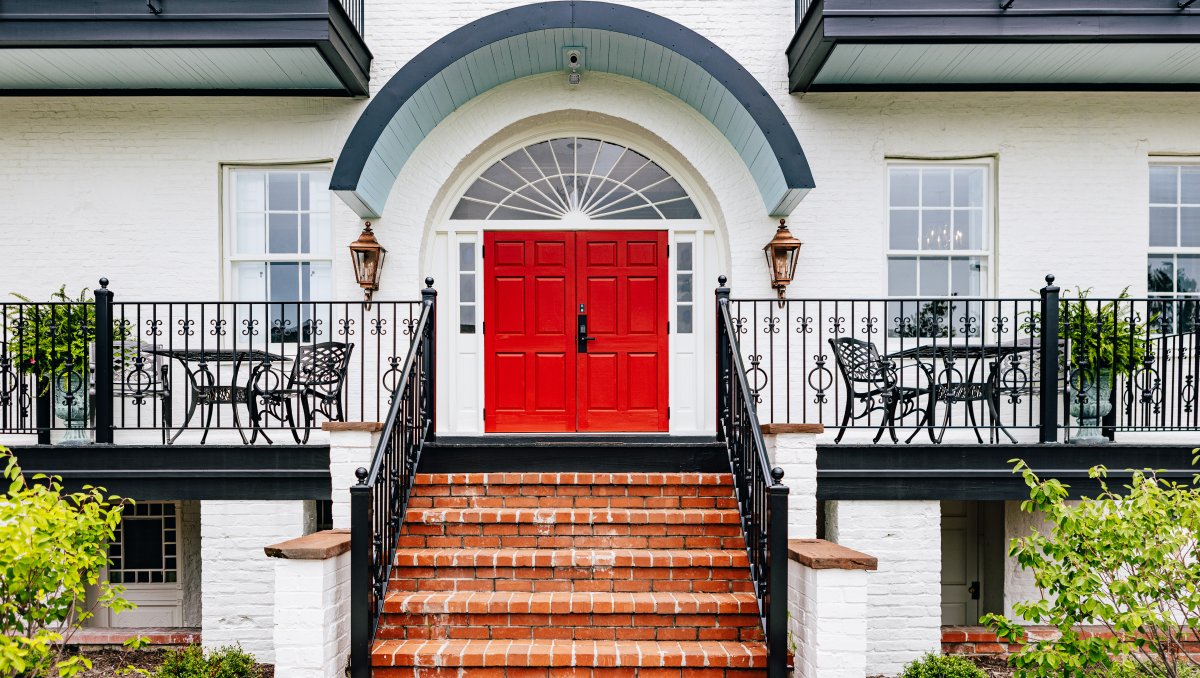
top-left (484, 230), bottom-right (669, 432)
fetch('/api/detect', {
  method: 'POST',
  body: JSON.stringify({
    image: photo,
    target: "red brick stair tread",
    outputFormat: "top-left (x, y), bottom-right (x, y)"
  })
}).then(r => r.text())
top-left (370, 639), bottom-right (767, 668)
top-left (414, 473), bottom-right (732, 486)
top-left (405, 508), bottom-right (739, 524)
top-left (383, 591), bottom-right (759, 615)
top-left (393, 548), bottom-right (748, 568)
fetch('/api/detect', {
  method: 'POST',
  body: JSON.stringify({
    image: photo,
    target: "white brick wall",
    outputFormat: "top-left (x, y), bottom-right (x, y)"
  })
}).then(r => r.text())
top-left (271, 552), bottom-right (351, 678)
top-left (327, 429), bottom-right (379, 529)
top-left (200, 500), bottom-right (306, 663)
top-left (789, 560), bottom-right (870, 678)
top-left (764, 432), bottom-right (818, 539)
top-left (827, 500), bottom-right (942, 676)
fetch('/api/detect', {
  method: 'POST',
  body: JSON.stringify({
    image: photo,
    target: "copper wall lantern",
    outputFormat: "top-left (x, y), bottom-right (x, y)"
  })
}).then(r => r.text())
top-left (349, 222), bottom-right (387, 307)
top-left (763, 219), bottom-right (803, 302)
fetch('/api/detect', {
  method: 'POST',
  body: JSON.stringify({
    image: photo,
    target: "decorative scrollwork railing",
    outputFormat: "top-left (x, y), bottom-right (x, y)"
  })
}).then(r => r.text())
top-left (349, 280), bottom-right (436, 678)
top-left (716, 277), bottom-right (788, 678)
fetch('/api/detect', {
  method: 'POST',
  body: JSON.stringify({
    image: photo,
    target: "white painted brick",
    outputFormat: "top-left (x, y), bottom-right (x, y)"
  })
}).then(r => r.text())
top-left (328, 429), bottom-right (379, 529)
top-left (764, 431), bottom-right (819, 539)
top-left (201, 501), bottom-right (306, 664)
top-left (827, 500), bottom-right (942, 676)
top-left (271, 551), bottom-right (351, 678)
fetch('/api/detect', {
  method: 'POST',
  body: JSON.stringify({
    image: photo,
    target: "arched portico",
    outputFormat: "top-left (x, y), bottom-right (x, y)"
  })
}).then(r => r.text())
top-left (329, 1), bottom-right (815, 219)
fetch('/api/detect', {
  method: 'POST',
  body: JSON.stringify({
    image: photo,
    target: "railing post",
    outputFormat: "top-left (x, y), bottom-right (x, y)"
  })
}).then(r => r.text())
top-left (349, 467), bottom-right (371, 678)
top-left (36, 378), bottom-right (51, 445)
top-left (716, 275), bottom-right (730, 440)
top-left (767, 467), bottom-right (789, 678)
top-left (421, 278), bottom-right (436, 437)
top-left (93, 278), bottom-right (114, 444)
top-left (1039, 274), bottom-right (1060, 443)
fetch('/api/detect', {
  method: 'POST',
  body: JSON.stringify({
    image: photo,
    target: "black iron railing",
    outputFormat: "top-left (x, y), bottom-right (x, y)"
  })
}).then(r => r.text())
top-left (349, 279), bottom-right (435, 678)
top-left (716, 277), bottom-right (788, 678)
top-left (336, 0), bottom-right (365, 36)
top-left (1, 279), bottom-right (423, 445)
top-left (1059, 291), bottom-right (1200, 440)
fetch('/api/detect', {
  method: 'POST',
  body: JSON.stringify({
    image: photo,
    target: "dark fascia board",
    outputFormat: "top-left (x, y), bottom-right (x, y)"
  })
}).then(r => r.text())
top-left (817, 443), bottom-right (1200, 500)
top-left (5, 444), bottom-right (332, 501)
top-left (0, 0), bottom-right (372, 96)
top-left (788, 0), bottom-right (1200, 92)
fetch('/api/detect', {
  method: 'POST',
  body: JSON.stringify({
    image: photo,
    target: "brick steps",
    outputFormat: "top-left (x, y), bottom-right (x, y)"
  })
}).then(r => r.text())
top-left (370, 639), bottom-right (768, 670)
top-left (378, 591), bottom-right (763, 641)
top-left (373, 470), bottom-right (765, 676)
top-left (392, 548), bottom-right (749, 568)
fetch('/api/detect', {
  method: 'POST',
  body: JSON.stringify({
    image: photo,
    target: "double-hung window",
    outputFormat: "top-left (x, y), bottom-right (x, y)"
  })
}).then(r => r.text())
top-left (886, 162), bottom-right (992, 336)
top-left (1148, 163), bottom-right (1200, 334)
top-left (226, 168), bottom-right (332, 340)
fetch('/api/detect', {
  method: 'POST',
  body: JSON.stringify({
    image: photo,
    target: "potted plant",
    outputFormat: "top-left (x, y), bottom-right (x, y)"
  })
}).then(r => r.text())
top-left (3, 286), bottom-right (117, 444)
top-left (1059, 287), bottom-right (1151, 443)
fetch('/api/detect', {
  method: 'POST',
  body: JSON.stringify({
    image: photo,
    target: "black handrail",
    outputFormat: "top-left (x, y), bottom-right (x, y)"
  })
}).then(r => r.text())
top-left (349, 279), bottom-right (436, 678)
top-left (715, 276), bottom-right (788, 678)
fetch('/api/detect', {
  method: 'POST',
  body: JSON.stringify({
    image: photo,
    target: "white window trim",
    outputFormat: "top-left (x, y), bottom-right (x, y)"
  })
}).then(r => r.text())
top-left (220, 163), bottom-right (335, 302)
top-left (884, 157), bottom-right (998, 299)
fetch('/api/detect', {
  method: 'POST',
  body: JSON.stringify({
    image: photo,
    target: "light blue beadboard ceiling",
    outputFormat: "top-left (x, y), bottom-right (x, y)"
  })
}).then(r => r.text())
top-left (816, 43), bottom-right (1200, 86)
top-left (0, 47), bottom-right (344, 90)
top-left (332, 5), bottom-right (815, 221)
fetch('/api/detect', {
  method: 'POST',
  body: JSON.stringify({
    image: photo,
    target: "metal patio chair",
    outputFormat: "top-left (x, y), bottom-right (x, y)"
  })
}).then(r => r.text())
top-left (827, 337), bottom-right (936, 444)
top-left (253, 341), bottom-right (355, 444)
top-left (100, 341), bottom-right (172, 444)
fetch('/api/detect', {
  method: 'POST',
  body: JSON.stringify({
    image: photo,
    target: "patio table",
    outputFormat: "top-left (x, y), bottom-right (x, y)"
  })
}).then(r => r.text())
top-left (146, 347), bottom-right (288, 444)
top-left (885, 340), bottom-right (1039, 444)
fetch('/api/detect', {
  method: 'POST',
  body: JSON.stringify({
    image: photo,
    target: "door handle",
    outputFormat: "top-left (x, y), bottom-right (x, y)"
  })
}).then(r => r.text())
top-left (968, 581), bottom-right (980, 600)
top-left (578, 314), bottom-right (596, 353)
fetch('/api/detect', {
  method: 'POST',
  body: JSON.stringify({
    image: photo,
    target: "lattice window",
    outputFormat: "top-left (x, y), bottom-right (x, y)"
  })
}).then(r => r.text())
top-left (108, 502), bottom-right (177, 584)
top-left (451, 138), bottom-right (700, 221)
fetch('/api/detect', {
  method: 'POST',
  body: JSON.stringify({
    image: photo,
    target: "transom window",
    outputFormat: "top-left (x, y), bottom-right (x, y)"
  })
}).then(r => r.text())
top-left (451, 138), bottom-right (700, 221)
top-left (1148, 163), bottom-right (1200, 333)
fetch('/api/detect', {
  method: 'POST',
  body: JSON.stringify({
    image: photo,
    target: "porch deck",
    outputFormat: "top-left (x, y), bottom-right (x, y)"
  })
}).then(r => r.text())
top-left (1, 277), bottom-right (1195, 449)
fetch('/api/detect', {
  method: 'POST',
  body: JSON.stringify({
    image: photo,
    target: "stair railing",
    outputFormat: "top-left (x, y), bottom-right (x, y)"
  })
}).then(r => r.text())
top-left (715, 276), bottom-right (789, 678)
top-left (349, 279), bottom-right (436, 678)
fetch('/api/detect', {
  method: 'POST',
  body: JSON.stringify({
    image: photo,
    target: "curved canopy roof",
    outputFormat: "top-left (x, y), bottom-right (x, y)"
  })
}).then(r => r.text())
top-left (330, 1), bottom-right (815, 219)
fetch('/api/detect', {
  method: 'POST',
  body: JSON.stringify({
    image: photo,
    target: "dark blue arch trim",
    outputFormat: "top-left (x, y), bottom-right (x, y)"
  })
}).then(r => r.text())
top-left (330, 1), bottom-right (815, 216)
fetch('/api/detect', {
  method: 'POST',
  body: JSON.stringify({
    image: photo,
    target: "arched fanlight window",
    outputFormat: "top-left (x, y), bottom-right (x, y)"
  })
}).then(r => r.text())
top-left (451, 138), bottom-right (700, 220)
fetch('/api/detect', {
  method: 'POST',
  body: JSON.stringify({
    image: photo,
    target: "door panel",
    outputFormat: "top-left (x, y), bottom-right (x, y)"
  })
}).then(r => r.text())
top-left (484, 232), bottom-right (576, 432)
top-left (484, 230), bottom-right (668, 432)
top-left (941, 500), bottom-right (981, 626)
top-left (577, 231), bottom-right (669, 431)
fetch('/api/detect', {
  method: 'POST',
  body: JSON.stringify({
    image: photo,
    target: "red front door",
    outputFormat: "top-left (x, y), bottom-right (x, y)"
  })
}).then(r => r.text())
top-left (484, 231), bottom-right (669, 432)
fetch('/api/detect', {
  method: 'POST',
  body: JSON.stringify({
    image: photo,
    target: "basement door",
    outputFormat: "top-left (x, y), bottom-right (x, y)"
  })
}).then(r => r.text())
top-left (484, 230), bottom-right (669, 432)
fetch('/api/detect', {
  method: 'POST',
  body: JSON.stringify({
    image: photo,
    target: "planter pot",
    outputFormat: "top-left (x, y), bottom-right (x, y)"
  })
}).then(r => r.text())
top-left (1068, 369), bottom-right (1113, 444)
top-left (52, 370), bottom-right (90, 445)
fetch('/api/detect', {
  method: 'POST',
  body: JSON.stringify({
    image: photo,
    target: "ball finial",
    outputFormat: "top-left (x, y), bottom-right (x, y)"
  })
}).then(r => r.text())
top-left (770, 467), bottom-right (785, 483)
top-left (354, 467), bottom-right (369, 484)
top-left (718, 275), bottom-right (728, 287)
top-left (1045, 274), bottom-right (1056, 285)
top-left (425, 277), bottom-right (435, 288)
top-left (99, 278), bottom-right (109, 289)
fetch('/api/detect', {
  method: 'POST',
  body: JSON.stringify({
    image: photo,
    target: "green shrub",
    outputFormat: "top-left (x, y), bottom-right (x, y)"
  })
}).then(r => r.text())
top-left (154, 645), bottom-right (258, 678)
top-left (0, 447), bottom-right (130, 677)
top-left (983, 460), bottom-right (1200, 677)
top-left (1102, 660), bottom-right (1200, 678)
top-left (899, 653), bottom-right (987, 678)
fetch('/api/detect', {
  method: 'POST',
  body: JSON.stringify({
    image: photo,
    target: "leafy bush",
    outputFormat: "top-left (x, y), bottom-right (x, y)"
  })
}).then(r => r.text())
top-left (899, 653), bottom-right (987, 678)
top-left (153, 645), bottom-right (258, 678)
top-left (0, 446), bottom-right (131, 677)
top-left (983, 459), bottom-right (1200, 677)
